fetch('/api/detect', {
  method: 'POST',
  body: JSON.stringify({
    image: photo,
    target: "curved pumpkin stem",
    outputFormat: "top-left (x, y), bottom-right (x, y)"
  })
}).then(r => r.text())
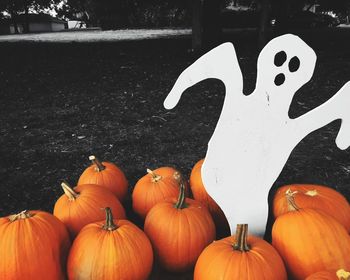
top-left (61, 181), bottom-right (79, 201)
top-left (89, 155), bottom-right (106, 172)
top-left (286, 188), bottom-right (300, 212)
top-left (9, 210), bottom-right (33, 222)
top-left (175, 174), bottom-right (187, 209)
top-left (337, 269), bottom-right (350, 280)
top-left (102, 207), bottom-right (117, 231)
top-left (147, 169), bottom-right (162, 183)
top-left (233, 224), bottom-right (250, 252)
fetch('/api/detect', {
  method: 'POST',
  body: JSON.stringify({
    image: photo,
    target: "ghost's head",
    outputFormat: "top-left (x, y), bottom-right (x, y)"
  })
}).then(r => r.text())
top-left (256, 34), bottom-right (316, 110)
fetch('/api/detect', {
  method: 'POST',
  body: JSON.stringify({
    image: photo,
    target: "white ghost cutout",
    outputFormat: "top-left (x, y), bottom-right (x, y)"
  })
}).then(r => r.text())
top-left (164, 34), bottom-right (350, 236)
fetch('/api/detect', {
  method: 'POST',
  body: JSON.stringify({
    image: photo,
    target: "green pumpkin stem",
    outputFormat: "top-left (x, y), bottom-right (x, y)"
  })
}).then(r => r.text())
top-left (147, 168), bottom-right (162, 182)
top-left (89, 155), bottom-right (106, 172)
top-left (102, 207), bottom-right (117, 231)
top-left (61, 181), bottom-right (79, 201)
top-left (9, 210), bottom-right (33, 222)
top-left (174, 174), bottom-right (187, 209)
top-left (286, 188), bottom-right (299, 211)
top-left (233, 224), bottom-right (250, 252)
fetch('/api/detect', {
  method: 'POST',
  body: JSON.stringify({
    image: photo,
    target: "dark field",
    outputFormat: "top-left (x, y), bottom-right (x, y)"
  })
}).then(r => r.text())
top-left (1, 28), bottom-right (350, 279)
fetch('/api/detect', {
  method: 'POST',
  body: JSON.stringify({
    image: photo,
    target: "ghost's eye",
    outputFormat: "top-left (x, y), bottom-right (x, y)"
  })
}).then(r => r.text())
top-left (289, 56), bottom-right (300, 72)
top-left (274, 51), bottom-right (287, 67)
top-left (274, 73), bottom-right (285, 86)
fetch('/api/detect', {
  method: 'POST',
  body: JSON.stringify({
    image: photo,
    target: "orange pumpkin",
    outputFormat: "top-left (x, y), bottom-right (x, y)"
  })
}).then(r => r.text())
top-left (194, 224), bottom-right (287, 280)
top-left (132, 167), bottom-right (182, 219)
top-left (306, 269), bottom-right (350, 280)
top-left (144, 179), bottom-right (215, 272)
top-left (78, 155), bottom-right (128, 201)
top-left (0, 210), bottom-right (71, 280)
top-left (272, 190), bottom-right (350, 280)
top-left (273, 184), bottom-right (350, 231)
top-left (54, 181), bottom-right (126, 237)
top-left (190, 159), bottom-right (230, 237)
top-left (67, 207), bottom-right (153, 280)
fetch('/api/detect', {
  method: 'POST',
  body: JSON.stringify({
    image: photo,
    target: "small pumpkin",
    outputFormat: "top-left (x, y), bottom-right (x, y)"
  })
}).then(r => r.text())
top-left (132, 167), bottom-right (182, 219)
top-left (67, 207), bottom-right (153, 280)
top-left (54, 181), bottom-right (126, 237)
top-left (306, 269), bottom-right (350, 280)
top-left (273, 184), bottom-right (350, 231)
top-left (194, 224), bottom-right (287, 280)
top-left (144, 179), bottom-right (215, 272)
top-left (0, 210), bottom-right (71, 280)
top-left (272, 189), bottom-right (350, 280)
top-left (190, 159), bottom-right (230, 237)
top-left (78, 155), bottom-right (128, 201)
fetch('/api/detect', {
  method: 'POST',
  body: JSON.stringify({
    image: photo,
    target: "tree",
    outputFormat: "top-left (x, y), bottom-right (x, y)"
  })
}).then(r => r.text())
top-left (0, 0), bottom-right (60, 33)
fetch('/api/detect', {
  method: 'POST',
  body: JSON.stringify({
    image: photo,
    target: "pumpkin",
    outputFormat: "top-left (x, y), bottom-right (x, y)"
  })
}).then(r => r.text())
top-left (67, 207), bottom-right (153, 280)
top-left (54, 181), bottom-right (126, 237)
top-left (0, 210), bottom-right (71, 280)
top-left (194, 224), bottom-right (287, 280)
top-left (132, 167), bottom-right (182, 219)
top-left (273, 184), bottom-right (350, 232)
top-left (272, 189), bottom-right (350, 280)
top-left (190, 159), bottom-right (230, 237)
top-left (144, 179), bottom-right (215, 272)
top-left (306, 269), bottom-right (350, 280)
top-left (78, 155), bottom-right (128, 202)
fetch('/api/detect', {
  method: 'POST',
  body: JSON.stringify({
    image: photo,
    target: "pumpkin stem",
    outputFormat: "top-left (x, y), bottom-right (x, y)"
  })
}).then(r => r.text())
top-left (233, 224), bottom-right (250, 252)
top-left (147, 168), bottom-right (162, 182)
top-left (61, 181), bottom-right (79, 201)
top-left (337, 269), bottom-right (350, 280)
top-left (286, 188), bottom-right (299, 212)
top-left (89, 155), bottom-right (106, 172)
top-left (102, 207), bottom-right (117, 231)
top-left (9, 210), bottom-right (33, 222)
top-left (174, 173), bottom-right (187, 209)
top-left (305, 189), bottom-right (318, 197)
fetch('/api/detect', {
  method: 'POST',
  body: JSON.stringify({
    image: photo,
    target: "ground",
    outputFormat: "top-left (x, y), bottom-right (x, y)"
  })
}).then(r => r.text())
top-left (0, 28), bottom-right (350, 279)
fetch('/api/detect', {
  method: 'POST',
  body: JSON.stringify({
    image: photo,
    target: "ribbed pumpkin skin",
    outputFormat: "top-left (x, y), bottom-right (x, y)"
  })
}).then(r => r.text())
top-left (132, 167), bottom-right (181, 219)
top-left (54, 184), bottom-right (126, 237)
top-left (78, 161), bottom-right (128, 202)
top-left (144, 197), bottom-right (216, 272)
top-left (0, 210), bottom-right (71, 280)
top-left (189, 159), bottom-right (229, 234)
top-left (273, 184), bottom-right (350, 231)
top-left (194, 235), bottom-right (287, 280)
top-left (305, 270), bottom-right (339, 280)
top-left (67, 219), bottom-right (153, 280)
top-left (272, 208), bottom-right (350, 280)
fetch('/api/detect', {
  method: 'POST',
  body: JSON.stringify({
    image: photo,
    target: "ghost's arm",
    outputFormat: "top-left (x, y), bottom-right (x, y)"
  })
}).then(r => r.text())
top-left (164, 42), bottom-right (243, 109)
top-left (293, 82), bottom-right (350, 150)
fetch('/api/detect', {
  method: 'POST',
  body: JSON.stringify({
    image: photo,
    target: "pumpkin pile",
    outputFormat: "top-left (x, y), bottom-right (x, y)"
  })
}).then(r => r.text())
top-left (0, 156), bottom-right (350, 280)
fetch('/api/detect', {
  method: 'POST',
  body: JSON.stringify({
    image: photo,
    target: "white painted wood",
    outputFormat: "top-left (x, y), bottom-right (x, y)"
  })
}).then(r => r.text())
top-left (164, 34), bottom-right (350, 236)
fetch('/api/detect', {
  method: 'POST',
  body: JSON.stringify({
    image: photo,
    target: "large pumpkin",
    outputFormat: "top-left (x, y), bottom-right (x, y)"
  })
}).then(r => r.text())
top-left (194, 224), bottom-right (287, 280)
top-left (306, 269), bottom-right (350, 280)
top-left (78, 155), bottom-right (128, 202)
top-left (54, 181), bottom-right (126, 237)
top-left (0, 210), bottom-right (71, 280)
top-left (144, 179), bottom-right (215, 272)
top-left (67, 207), bottom-right (153, 280)
top-left (273, 184), bottom-right (350, 232)
top-left (272, 190), bottom-right (350, 280)
top-left (190, 159), bottom-right (230, 237)
top-left (132, 167), bottom-right (182, 219)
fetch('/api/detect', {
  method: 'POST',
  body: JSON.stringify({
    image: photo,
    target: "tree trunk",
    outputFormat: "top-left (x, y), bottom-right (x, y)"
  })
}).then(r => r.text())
top-left (24, 2), bottom-right (30, 33)
top-left (192, 0), bottom-right (203, 52)
top-left (258, 0), bottom-right (271, 49)
top-left (10, 9), bottom-right (20, 34)
top-left (202, 0), bottom-right (222, 50)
